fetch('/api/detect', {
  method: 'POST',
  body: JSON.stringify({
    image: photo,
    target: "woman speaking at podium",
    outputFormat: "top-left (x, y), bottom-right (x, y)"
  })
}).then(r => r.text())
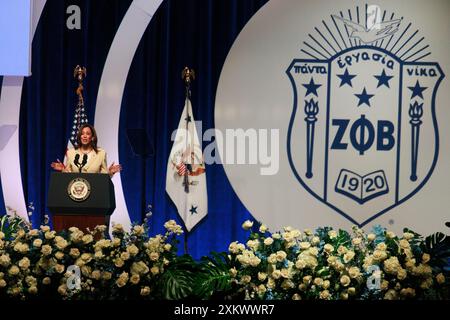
top-left (51, 124), bottom-right (121, 176)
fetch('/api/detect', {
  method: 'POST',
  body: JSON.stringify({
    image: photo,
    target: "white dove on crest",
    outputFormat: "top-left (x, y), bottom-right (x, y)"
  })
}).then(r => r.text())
top-left (333, 15), bottom-right (402, 44)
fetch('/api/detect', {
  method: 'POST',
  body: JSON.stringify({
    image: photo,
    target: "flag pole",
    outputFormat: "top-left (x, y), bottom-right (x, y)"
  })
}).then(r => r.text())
top-left (181, 67), bottom-right (196, 254)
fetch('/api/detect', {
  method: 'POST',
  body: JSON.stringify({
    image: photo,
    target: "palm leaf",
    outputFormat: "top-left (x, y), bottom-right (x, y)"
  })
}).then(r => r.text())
top-left (156, 255), bottom-right (196, 300)
top-left (193, 252), bottom-right (233, 299)
top-left (424, 232), bottom-right (450, 272)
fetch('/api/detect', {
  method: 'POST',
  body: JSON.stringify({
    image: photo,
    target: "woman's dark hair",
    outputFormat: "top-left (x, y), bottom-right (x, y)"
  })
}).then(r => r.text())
top-left (76, 124), bottom-right (98, 153)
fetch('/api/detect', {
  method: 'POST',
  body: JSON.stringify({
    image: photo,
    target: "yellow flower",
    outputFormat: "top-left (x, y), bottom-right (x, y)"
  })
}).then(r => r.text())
top-left (246, 239), bottom-right (260, 251)
top-left (298, 283), bottom-right (307, 291)
top-left (303, 276), bottom-right (312, 285)
top-left (13, 242), bottom-right (29, 254)
top-left (400, 288), bottom-right (416, 298)
top-left (8, 265), bottom-right (20, 276)
top-left (280, 268), bottom-right (291, 279)
top-left (381, 280), bottom-right (389, 291)
top-left (133, 225), bottom-right (145, 236)
top-left (376, 242), bottom-right (387, 251)
top-left (28, 286), bottom-right (38, 295)
top-left (386, 231), bottom-right (396, 239)
top-left (166, 221), bottom-right (184, 234)
top-left (114, 258), bottom-right (125, 268)
top-left (28, 229), bottom-right (39, 237)
top-left (55, 251), bottom-right (64, 260)
top-left (240, 275), bottom-right (251, 284)
top-left (82, 234), bottom-right (93, 244)
top-left (267, 278), bottom-right (276, 289)
top-left (343, 251), bottom-right (355, 263)
top-left (348, 266), bottom-right (361, 279)
top-left (113, 223), bottom-right (125, 233)
top-left (323, 280), bottom-right (330, 289)
top-left (295, 259), bottom-right (306, 270)
top-left (44, 231), bottom-right (56, 240)
top-left (0, 279), bottom-right (7, 288)
top-left (340, 275), bottom-right (351, 287)
top-left (258, 272), bottom-right (267, 281)
top-left (131, 261), bottom-right (150, 276)
top-left (18, 257), bottom-right (30, 270)
top-left (242, 220), bottom-right (253, 230)
top-left (281, 279), bottom-right (295, 290)
top-left (384, 289), bottom-right (398, 300)
top-left (311, 236), bottom-right (320, 245)
top-left (328, 230), bottom-right (337, 239)
top-left (313, 277), bottom-right (323, 287)
top-left (229, 267), bottom-right (237, 278)
top-left (272, 233), bottom-right (281, 240)
top-left (276, 251), bottom-right (287, 262)
top-left (147, 252), bottom-right (159, 262)
top-left (70, 248), bottom-right (80, 258)
top-left (347, 287), bottom-right (356, 296)
top-left (102, 272), bottom-right (112, 280)
top-left (54, 236), bottom-right (68, 250)
top-left (397, 268), bottom-right (407, 280)
top-left (42, 277), bottom-right (51, 285)
top-left (422, 253), bottom-right (430, 264)
top-left (40, 225), bottom-right (50, 232)
top-left (304, 229), bottom-right (313, 236)
top-left (340, 292), bottom-right (349, 300)
top-left (399, 239), bottom-right (410, 250)
top-left (384, 257), bottom-right (401, 275)
top-left (292, 293), bottom-right (301, 300)
top-left (120, 251), bottom-right (130, 261)
top-left (367, 234), bottom-right (376, 241)
top-left (164, 244), bottom-right (172, 251)
top-left (372, 250), bottom-right (387, 262)
top-left (150, 266), bottom-right (160, 275)
top-left (436, 273), bottom-right (445, 284)
top-left (116, 272), bottom-right (129, 287)
top-left (352, 238), bottom-right (362, 246)
top-left (324, 244), bottom-right (334, 253)
top-left (299, 242), bottom-right (311, 250)
top-left (91, 270), bottom-right (101, 280)
top-left (0, 254), bottom-right (11, 267)
top-left (0, 232), bottom-right (4, 240)
top-left (319, 290), bottom-right (330, 299)
top-left (337, 245), bottom-right (348, 255)
top-left (403, 232), bottom-right (414, 240)
top-left (130, 274), bottom-right (140, 285)
top-left (228, 241), bottom-right (244, 254)
top-left (41, 245), bottom-right (52, 256)
top-left (81, 253), bottom-right (92, 263)
top-left (259, 225), bottom-right (268, 233)
top-left (420, 278), bottom-right (433, 290)
top-left (271, 270), bottom-right (281, 280)
top-left (140, 286), bottom-right (151, 296)
top-left (264, 238), bottom-right (274, 246)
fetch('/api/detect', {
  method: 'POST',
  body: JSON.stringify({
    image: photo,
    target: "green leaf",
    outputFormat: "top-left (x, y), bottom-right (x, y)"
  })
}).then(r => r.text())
top-left (156, 255), bottom-right (197, 300)
top-left (193, 252), bottom-right (232, 299)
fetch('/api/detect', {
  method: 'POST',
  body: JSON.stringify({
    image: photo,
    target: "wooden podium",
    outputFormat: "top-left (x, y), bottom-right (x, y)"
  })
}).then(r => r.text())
top-left (47, 172), bottom-right (116, 233)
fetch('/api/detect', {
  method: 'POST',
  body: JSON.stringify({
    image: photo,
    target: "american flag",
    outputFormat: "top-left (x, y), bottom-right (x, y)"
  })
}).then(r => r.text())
top-left (69, 104), bottom-right (88, 147)
top-left (177, 162), bottom-right (187, 176)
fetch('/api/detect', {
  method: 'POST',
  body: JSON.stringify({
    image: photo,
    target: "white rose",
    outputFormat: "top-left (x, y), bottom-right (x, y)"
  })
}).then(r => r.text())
top-left (340, 275), bottom-right (351, 287)
top-left (259, 225), bottom-right (268, 233)
top-left (242, 220), bottom-right (253, 230)
top-left (264, 238), bottom-right (274, 246)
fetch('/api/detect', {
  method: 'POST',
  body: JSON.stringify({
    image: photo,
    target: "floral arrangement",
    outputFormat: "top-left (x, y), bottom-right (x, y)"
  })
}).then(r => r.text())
top-left (0, 214), bottom-right (183, 300)
top-left (0, 213), bottom-right (448, 300)
top-left (225, 221), bottom-right (449, 300)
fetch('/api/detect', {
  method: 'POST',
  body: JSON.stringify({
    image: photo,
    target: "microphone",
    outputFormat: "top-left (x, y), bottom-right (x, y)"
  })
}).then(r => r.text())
top-left (74, 154), bottom-right (80, 168)
top-left (81, 154), bottom-right (88, 168)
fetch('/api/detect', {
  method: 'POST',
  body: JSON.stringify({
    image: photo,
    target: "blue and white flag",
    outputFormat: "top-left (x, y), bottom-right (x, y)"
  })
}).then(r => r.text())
top-left (166, 98), bottom-right (207, 231)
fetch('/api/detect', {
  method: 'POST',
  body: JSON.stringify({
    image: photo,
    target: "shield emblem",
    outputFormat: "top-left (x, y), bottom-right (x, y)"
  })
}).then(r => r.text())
top-left (287, 46), bottom-right (444, 226)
